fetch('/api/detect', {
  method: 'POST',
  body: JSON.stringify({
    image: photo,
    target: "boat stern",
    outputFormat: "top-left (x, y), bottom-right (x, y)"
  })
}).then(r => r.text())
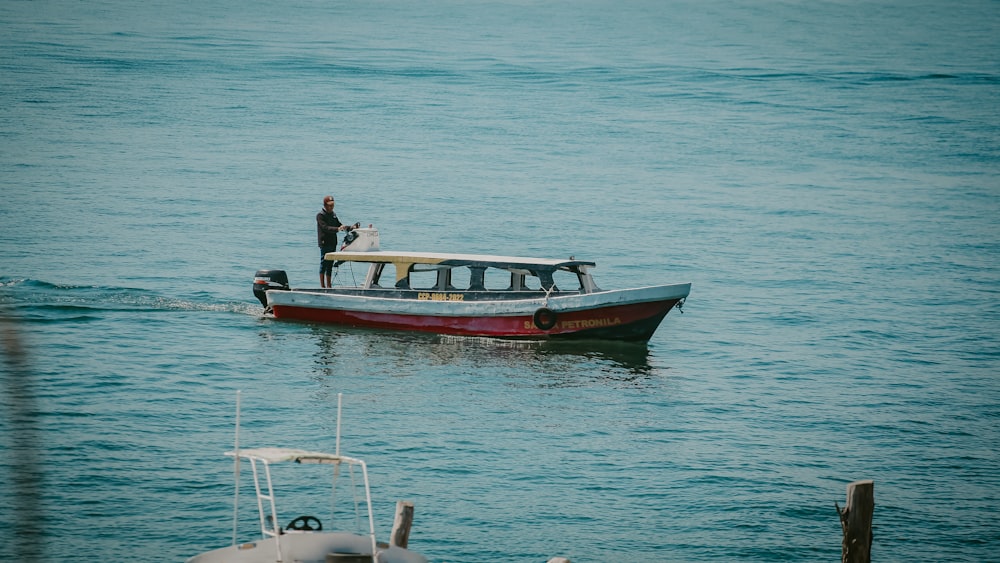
top-left (252, 270), bottom-right (289, 308)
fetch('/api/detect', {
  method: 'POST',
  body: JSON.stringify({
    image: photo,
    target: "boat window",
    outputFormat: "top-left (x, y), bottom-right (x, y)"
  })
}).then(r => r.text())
top-left (552, 268), bottom-right (583, 291)
top-left (368, 262), bottom-right (409, 289)
top-left (483, 267), bottom-right (512, 290)
top-left (449, 267), bottom-right (471, 290)
top-left (368, 263), bottom-right (407, 289)
top-left (367, 263), bottom-right (388, 288)
top-left (502, 268), bottom-right (536, 291)
top-left (409, 267), bottom-right (438, 290)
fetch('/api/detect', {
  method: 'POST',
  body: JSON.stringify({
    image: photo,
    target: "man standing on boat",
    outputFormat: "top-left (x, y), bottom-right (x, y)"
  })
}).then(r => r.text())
top-left (317, 195), bottom-right (348, 288)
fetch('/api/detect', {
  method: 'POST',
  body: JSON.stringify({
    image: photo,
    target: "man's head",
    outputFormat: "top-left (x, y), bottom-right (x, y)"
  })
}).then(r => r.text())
top-left (323, 196), bottom-right (335, 209)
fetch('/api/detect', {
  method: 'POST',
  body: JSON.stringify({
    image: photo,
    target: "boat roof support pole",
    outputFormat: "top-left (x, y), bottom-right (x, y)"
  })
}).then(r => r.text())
top-left (332, 393), bottom-right (343, 528)
top-left (361, 460), bottom-right (378, 557)
top-left (232, 390), bottom-right (241, 547)
top-left (248, 458), bottom-right (284, 561)
top-left (262, 460), bottom-right (283, 561)
top-left (335, 393), bottom-right (342, 456)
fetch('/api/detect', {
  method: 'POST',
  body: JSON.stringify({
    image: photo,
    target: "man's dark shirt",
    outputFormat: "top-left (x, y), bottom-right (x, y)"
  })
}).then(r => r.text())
top-left (317, 209), bottom-right (343, 250)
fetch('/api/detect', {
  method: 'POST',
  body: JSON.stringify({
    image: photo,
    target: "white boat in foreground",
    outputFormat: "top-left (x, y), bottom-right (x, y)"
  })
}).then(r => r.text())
top-left (188, 395), bottom-right (427, 563)
top-left (253, 227), bottom-right (690, 342)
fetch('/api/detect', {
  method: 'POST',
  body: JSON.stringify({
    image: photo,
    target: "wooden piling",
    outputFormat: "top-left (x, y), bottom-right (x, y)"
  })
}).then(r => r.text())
top-left (390, 500), bottom-right (414, 549)
top-left (836, 479), bottom-right (874, 563)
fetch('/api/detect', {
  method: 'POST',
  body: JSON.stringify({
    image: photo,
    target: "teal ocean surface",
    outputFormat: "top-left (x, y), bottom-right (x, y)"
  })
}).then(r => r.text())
top-left (2, 1), bottom-right (998, 561)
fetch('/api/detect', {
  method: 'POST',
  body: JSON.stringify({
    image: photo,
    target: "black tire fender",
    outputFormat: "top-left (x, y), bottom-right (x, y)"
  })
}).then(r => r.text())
top-left (533, 307), bottom-right (557, 330)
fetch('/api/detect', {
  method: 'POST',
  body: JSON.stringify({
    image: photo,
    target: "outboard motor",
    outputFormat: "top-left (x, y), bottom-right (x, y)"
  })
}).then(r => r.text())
top-left (253, 269), bottom-right (289, 308)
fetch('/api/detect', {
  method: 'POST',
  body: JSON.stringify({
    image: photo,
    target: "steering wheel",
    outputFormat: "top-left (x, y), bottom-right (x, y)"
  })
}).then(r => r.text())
top-left (286, 515), bottom-right (323, 531)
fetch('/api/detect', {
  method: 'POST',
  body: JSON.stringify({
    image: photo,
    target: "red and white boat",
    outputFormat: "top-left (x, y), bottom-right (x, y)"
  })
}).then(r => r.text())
top-left (253, 227), bottom-right (690, 342)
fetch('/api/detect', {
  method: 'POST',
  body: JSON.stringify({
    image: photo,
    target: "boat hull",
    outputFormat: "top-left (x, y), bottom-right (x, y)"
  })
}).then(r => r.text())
top-left (267, 283), bottom-right (689, 342)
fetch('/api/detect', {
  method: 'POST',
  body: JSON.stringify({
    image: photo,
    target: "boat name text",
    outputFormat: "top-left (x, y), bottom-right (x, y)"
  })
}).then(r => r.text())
top-left (524, 317), bottom-right (623, 330)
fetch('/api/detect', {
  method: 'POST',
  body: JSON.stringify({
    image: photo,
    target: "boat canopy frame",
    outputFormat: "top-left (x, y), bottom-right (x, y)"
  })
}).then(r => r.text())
top-left (324, 251), bottom-right (601, 293)
top-left (225, 447), bottom-right (378, 561)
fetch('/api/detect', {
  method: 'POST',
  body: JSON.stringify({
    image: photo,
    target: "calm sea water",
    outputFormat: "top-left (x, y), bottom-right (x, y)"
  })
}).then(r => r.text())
top-left (2, 1), bottom-right (999, 561)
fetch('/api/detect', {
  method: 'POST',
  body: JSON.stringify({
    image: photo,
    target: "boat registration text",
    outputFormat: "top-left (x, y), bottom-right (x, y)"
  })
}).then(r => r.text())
top-left (417, 292), bottom-right (465, 301)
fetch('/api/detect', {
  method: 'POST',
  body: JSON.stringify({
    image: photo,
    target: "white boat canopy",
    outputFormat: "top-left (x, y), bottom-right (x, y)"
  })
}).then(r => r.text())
top-left (225, 447), bottom-right (361, 465)
top-left (324, 250), bottom-right (596, 270)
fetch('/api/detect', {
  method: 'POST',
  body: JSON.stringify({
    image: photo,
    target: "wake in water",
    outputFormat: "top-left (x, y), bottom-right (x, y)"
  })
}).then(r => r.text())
top-left (0, 277), bottom-right (258, 318)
